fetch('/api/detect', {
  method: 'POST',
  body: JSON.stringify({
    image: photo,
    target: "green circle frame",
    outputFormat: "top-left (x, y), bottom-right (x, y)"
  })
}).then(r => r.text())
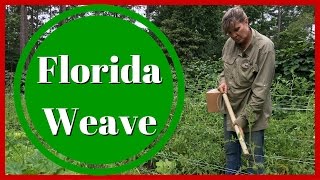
top-left (14, 5), bottom-right (185, 175)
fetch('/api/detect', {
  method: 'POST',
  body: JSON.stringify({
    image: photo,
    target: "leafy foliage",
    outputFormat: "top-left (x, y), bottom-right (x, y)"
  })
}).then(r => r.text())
top-left (6, 90), bottom-right (314, 174)
top-left (6, 6), bottom-right (20, 72)
top-left (151, 6), bottom-right (226, 64)
top-left (5, 5), bottom-right (315, 175)
top-left (275, 11), bottom-right (314, 81)
top-left (5, 95), bottom-right (74, 175)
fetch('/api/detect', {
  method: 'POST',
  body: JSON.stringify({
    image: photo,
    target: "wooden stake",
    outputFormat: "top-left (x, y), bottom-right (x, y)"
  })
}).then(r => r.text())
top-left (222, 93), bottom-right (249, 155)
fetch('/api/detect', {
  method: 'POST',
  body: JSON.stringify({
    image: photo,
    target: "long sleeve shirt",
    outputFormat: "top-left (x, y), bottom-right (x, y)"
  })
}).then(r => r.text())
top-left (218, 28), bottom-right (275, 132)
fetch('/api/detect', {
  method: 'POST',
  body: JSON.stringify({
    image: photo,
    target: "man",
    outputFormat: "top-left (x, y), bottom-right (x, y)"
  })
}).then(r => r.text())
top-left (218, 6), bottom-right (275, 174)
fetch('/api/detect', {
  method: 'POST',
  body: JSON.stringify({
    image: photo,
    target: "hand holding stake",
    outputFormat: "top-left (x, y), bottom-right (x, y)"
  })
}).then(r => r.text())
top-left (222, 93), bottom-right (249, 155)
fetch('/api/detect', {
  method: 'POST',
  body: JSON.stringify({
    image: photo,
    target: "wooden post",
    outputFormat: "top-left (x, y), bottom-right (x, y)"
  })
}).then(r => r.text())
top-left (222, 93), bottom-right (249, 155)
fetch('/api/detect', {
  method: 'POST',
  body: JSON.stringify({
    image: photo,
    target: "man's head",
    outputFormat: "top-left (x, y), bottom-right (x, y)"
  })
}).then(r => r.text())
top-left (222, 7), bottom-right (251, 45)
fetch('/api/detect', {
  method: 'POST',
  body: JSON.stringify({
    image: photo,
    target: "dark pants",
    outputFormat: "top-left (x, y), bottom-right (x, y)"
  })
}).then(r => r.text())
top-left (223, 116), bottom-right (265, 174)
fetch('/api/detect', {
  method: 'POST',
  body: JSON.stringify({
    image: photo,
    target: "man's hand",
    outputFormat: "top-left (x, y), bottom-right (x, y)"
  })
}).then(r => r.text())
top-left (233, 114), bottom-right (247, 129)
top-left (218, 82), bottom-right (228, 93)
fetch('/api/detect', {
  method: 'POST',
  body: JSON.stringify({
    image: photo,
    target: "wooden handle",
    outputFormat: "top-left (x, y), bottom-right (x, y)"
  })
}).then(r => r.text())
top-left (222, 93), bottom-right (249, 155)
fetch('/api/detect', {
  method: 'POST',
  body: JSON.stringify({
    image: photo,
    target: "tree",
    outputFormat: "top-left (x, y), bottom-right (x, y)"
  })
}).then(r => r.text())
top-left (59, 5), bottom-right (67, 26)
top-left (5, 6), bottom-right (20, 72)
top-left (276, 9), bottom-right (314, 81)
top-left (151, 6), bottom-right (226, 64)
top-left (19, 5), bottom-right (28, 54)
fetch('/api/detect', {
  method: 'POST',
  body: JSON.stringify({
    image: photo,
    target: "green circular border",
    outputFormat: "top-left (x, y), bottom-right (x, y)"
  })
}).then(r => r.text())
top-left (14, 5), bottom-right (185, 175)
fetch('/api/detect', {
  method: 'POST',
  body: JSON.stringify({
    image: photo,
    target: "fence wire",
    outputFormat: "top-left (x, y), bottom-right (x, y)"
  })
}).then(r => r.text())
top-left (154, 151), bottom-right (315, 175)
top-left (5, 72), bottom-right (315, 174)
top-left (156, 152), bottom-right (250, 175)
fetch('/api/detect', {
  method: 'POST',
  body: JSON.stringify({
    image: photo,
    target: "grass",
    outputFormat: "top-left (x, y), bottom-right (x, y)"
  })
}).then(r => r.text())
top-left (5, 94), bottom-right (315, 175)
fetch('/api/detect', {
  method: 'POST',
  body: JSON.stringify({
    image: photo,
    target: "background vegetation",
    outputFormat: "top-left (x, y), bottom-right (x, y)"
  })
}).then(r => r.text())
top-left (5, 5), bottom-right (315, 174)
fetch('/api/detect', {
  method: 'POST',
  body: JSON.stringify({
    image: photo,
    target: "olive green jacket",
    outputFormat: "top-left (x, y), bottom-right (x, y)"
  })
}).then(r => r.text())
top-left (218, 28), bottom-right (275, 132)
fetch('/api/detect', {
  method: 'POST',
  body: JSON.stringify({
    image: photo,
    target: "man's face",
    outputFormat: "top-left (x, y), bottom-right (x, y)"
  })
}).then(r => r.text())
top-left (227, 20), bottom-right (250, 45)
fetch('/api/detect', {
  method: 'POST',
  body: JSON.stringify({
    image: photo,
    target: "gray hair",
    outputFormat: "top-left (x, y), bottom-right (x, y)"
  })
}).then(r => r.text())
top-left (221, 7), bottom-right (248, 34)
